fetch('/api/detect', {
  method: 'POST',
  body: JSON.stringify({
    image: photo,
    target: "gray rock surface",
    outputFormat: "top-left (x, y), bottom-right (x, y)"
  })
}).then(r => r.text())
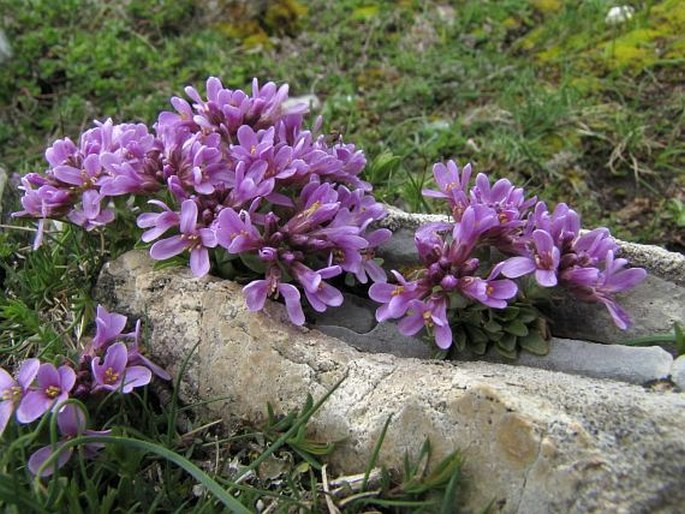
top-left (312, 299), bottom-right (673, 384)
top-left (96, 250), bottom-right (685, 514)
top-left (671, 355), bottom-right (685, 391)
top-left (376, 207), bottom-right (685, 343)
top-left (512, 337), bottom-right (673, 384)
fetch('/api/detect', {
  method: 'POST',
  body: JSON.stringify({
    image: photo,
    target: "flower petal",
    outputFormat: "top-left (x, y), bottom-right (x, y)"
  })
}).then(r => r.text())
top-left (243, 280), bottom-right (268, 311)
top-left (16, 390), bottom-right (53, 424)
top-left (434, 324), bottom-right (453, 350)
top-left (36, 363), bottom-right (60, 389)
top-left (56, 404), bottom-right (86, 437)
top-left (535, 269), bottom-right (558, 288)
top-left (121, 366), bottom-right (152, 393)
top-left (500, 256), bottom-right (536, 278)
top-left (150, 236), bottom-right (186, 260)
top-left (16, 358), bottom-right (40, 387)
top-left (189, 246), bottom-right (211, 277)
top-left (0, 401), bottom-right (14, 437)
top-left (179, 199), bottom-right (198, 234)
top-left (105, 342), bottom-right (128, 373)
top-left (0, 368), bottom-right (14, 390)
top-left (279, 283), bottom-right (305, 325)
top-left (28, 444), bottom-right (73, 477)
top-left (57, 366), bottom-right (76, 394)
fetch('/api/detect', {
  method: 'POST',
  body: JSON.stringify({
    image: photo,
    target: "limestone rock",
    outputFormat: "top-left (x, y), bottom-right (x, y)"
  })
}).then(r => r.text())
top-left (96, 250), bottom-right (685, 514)
top-left (310, 293), bottom-right (674, 384)
top-left (671, 355), bottom-right (685, 391)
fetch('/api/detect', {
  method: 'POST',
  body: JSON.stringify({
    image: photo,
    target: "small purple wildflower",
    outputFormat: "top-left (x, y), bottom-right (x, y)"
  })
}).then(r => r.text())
top-left (501, 229), bottom-right (560, 287)
top-left (243, 269), bottom-right (306, 325)
top-left (149, 199), bottom-right (217, 277)
top-left (27, 403), bottom-right (110, 477)
top-left (0, 359), bottom-right (40, 436)
top-left (16, 363), bottom-right (76, 424)
top-left (91, 342), bottom-right (152, 394)
top-left (398, 298), bottom-right (453, 349)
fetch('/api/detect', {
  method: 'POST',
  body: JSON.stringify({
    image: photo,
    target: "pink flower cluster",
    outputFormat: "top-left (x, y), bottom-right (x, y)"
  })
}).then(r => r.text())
top-left (370, 161), bottom-right (647, 350)
top-left (0, 306), bottom-right (167, 476)
top-left (15, 77), bottom-right (390, 325)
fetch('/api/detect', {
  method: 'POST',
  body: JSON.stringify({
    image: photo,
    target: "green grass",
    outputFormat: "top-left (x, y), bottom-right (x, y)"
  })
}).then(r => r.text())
top-left (1, 0), bottom-right (683, 511)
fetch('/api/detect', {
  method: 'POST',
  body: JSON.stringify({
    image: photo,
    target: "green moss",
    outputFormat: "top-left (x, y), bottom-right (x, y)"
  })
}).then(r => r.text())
top-left (263, 0), bottom-right (309, 36)
top-left (530, 0), bottom-right (562, 14)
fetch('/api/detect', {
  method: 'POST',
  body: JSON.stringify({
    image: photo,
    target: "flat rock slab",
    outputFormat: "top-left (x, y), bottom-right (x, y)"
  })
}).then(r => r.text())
top-left (96, 250), bottom-right (685, 514)
top-left (311, 294), bottom-right (675, 384)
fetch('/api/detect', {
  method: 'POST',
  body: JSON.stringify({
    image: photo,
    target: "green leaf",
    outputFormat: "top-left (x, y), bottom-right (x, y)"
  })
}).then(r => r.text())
top-left (517, 307), bottom-right (539, 324)
top-left (469, 339), bottom-right (488, 355)
top-left (452, 327), bottom-right (467, 352)
top-left (498, 333), bottom-right (518, 352)
top-left (519, 332), bottom-right (550, 355)
top-left (495, 344), bottom-right (518, 360)
top-left (448, 293), bottom-right (470, 310)
top-left (675, 322), bottom-right (685, 356)
top-left (239, 253), bottom-right (266, 274)
top-left (499, 306), bottom-right (520, 321)
top-left (483, 319), bottom-right (502, 333)
top-left (504, 319), bottom-right (529, 337)
top-left (465, 325), bottom-right (489, 345)
top-left (33, 436), bottom-right (252, 514)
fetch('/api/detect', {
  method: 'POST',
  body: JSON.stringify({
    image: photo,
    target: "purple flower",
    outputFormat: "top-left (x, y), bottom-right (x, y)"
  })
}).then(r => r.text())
top-left (91, 305), bottom-right (128, 350)
top-left (501, 229), bottom-right (560, 287)
top-left (215, 207), bottom-right (263, 253)
top-left (369, 271), bottom-right (423, 322)
top-left (570, 228), bottom-right (618, 268)
top-left (91, 342), bottom-right (152, 393)
top-left (149, 199), bottom-right (217, 277)
top-left (458, 263), bottom-right (518, 309)
top-left (137, 200), bottom-right (181, 243)
top-left (0, 359), bottom-right (40, 436)
top-left (243, 271), bottom-right (306, 325)
top-left (397, 298), bottom-right (453, 349)
top-left (291, 263), bottom-right (344, 312)
top-left (16, 363), bottom-right (76, 424)
top-left (354, 228), bottom-right (391, 284)
top-left (422, 161), bottom-right (472, 219)
top-left (566, 251), bottom-right (647, 329)
top-left (28, 403), bottom-right (110, 477)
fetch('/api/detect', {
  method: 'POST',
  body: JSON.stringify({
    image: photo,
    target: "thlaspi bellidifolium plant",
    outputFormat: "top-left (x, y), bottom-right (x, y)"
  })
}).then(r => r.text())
top-left (13, 77), bottom-right (647, 357)
top-left (14, 77), bottom-right (391, 325)
top-left (0, 306), bottom-right (168, 476)
top-left (370, 161), bottom-right (647, 358)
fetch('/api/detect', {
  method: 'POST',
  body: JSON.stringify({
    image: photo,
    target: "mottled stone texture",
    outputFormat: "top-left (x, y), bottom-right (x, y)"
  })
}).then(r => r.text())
top-left (96, 250), bottom-right (685, 514)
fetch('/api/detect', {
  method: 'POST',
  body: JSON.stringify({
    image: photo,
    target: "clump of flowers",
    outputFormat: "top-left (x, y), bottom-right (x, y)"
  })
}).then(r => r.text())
top-left (0, 306), bottom-right (167, 476)
top-left (15, 77), bottom-right (390, 325)
top-left (370, 161), bottom-right (647, 357)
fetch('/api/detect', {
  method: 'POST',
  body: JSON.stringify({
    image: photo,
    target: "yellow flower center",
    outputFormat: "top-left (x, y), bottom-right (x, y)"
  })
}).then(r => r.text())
top-left (391, 286), bottom-right (405, 296)
top-left (45, 385), bottom-right (61, 399)
top-left (104, 367), bottom-right (120, 385)
top-left (1, 386), bottom-right (22, 402)
top-left (422, 310), bottom-right (434, 328)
